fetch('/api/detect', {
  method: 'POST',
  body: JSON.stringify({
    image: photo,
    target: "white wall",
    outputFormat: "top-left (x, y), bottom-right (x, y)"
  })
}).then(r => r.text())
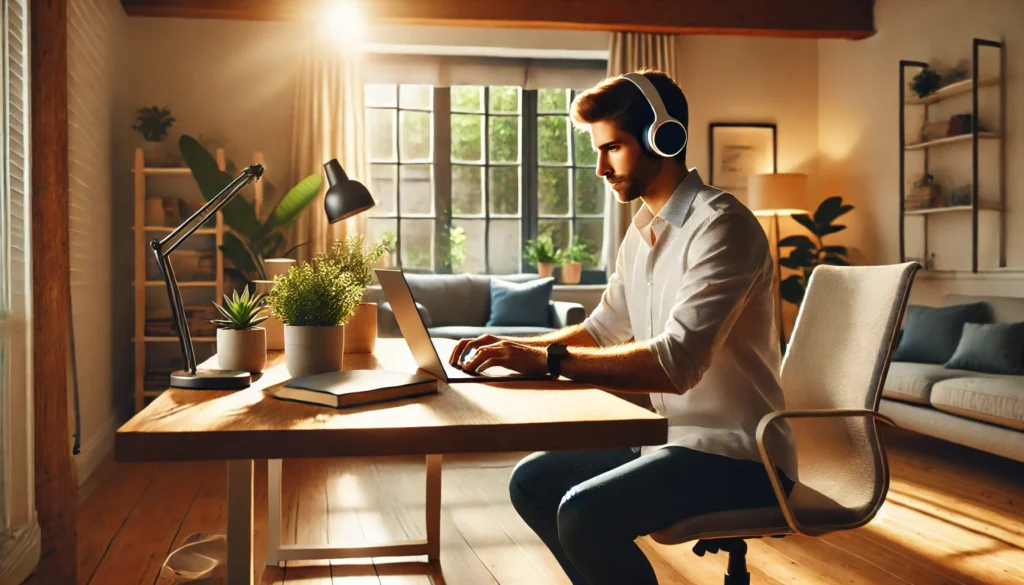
top-left (68, 0), bottom-right (127, 484)
top-left (818, 0), bottom-right (1024, 303)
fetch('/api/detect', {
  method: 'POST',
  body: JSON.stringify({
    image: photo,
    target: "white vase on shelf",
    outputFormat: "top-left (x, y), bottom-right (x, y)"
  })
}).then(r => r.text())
top-left (141, 140), bottom-right (167, 167)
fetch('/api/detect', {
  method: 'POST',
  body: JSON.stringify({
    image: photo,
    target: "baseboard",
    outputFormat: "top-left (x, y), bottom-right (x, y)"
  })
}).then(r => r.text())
top-left (0, 520), bottom-right (40, 585)
top-left (75, 413), bottom-right (118, 486)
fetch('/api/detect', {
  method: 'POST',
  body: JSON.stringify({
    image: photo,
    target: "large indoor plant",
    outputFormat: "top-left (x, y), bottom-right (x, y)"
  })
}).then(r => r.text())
top-left (524, 233), bottom-right (558, 278)
top-left (133, 105), bottom-right (175, 166)
top-left (179, 135), bottom-right (322, 286)
top-left (556, 235), bottom-right (596, 285)
top-left (211, 287), bottom-right (270, 373)
top-left (320, 233), bottom-right (394, 353)
top-left (266, 255), bottom-right (363, 377)
top-left (778, 196), bottom-right (854, 309)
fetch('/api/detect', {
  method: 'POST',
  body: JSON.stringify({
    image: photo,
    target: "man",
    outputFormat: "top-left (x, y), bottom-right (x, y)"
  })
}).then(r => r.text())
top-left (448, 70), bottom-right (796, 585)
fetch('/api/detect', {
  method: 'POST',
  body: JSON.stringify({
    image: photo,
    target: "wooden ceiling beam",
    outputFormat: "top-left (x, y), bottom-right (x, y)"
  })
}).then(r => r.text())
top-left (119, 0), bottom-right (875, 40)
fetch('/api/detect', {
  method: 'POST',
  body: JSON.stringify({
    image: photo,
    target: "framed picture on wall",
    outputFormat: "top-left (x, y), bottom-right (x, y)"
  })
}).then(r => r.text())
top-left (708, 123), bottom-right (777, 205)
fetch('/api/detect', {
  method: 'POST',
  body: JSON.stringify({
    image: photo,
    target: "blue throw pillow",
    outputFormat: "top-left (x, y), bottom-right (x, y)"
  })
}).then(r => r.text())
top-left (892, 302), bottom-right (991, 364)
top-left (487, 277), bottom-right (554, 327)
top-left (945, 322), bottom-right (1024, 375)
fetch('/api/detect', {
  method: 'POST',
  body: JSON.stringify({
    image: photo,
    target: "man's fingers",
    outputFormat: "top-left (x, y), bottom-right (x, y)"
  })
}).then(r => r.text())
top-left (464, 345), bottom-right (504, 373)
top-left (449, 339), bottom-right (469, 366)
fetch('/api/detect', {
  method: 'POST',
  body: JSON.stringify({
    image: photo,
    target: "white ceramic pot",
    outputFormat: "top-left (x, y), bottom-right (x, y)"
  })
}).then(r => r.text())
top-left (252, 280), bottom-right (284, 351)
top-left (537, 262), bottom-right (555, 279)
top-left (142, 140), bottom-right (167, 167)
top-left (265, 258), bottom-right (296, 281)
top-left (344, 302), bottom-right (377, 353)
top-left (216, 327), bottom-right (267, 374)
top-left (560, 262), bottom-right (583, 284)
top-left (284, 325), bottom-right (345, 378)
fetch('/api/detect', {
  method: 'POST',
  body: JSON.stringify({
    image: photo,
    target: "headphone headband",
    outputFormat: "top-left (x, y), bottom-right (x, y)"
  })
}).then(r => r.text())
top-left (622, 73), bottom-right (687, 158)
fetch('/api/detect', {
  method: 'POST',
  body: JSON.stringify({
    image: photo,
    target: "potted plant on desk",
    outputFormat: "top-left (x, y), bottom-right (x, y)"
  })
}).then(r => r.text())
top-left (212, 287), bottom-right (269, 374)
top-left (267, 255), bottom-right (363, 377)
top-left (320, 233), bottom-right (394, 353)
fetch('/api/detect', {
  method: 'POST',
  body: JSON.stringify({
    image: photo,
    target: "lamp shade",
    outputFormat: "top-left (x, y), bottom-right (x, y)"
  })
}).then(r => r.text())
top-left (323, 159), bottom-right (375, 224)
top-left (747, 173), bottom-right (809, 216)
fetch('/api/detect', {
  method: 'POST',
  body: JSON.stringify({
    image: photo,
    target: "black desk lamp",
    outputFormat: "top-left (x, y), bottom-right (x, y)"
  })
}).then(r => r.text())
top-left (323, 159), bottom-right (374, 224)
top-left (154, 164), bottom-right (264, 389)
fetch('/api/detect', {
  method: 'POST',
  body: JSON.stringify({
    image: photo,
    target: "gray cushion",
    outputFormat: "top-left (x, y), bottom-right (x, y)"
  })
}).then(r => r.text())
top-left (943, 294), bottom-right (1024, 324)
top-left (892, 303), bottom-right (991, 363)
top-left (930, 376), bottom-right (1024, 431)
top-left (945, 322), bottom-right (1024, 375)
top-left (428, 326), bottom-right (555, 339)
top-left (405, 273), bottom-right (491, 327)
top-left (882, 362), bottom-right (976, 404)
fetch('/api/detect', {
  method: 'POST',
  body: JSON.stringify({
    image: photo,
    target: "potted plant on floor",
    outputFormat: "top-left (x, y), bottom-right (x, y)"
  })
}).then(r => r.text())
top-left (320, 233), bottom-right (395, 353)
top-left (556, 236), bottom-right (595, 285)
top-left (211, 287), bottom-right (270, 374)
top-left (524, 233), bottom-right (558, 278)
top-left (267, 255), bottom-right (363, 377)
top-left (133, 106), bottom-right (175, 167)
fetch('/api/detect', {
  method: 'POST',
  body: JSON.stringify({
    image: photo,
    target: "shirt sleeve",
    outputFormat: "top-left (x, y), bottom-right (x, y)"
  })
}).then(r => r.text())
top-left (582, 238), bottom-right (634, 346)
top-left (648, 211), bottom-right (771, 393)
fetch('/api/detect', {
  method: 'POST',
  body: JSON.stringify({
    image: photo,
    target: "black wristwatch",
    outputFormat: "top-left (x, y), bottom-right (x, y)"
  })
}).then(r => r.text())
top-left (546, 343), bottom-right (569, 378)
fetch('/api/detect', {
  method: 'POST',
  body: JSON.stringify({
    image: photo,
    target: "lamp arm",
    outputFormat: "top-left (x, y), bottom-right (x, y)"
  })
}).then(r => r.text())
top-left (151, 164), bottom-right (264, 375)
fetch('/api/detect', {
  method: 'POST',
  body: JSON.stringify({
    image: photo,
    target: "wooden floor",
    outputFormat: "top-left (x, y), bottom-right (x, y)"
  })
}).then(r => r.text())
top-left (74, 427), bottom-right (1024, 585)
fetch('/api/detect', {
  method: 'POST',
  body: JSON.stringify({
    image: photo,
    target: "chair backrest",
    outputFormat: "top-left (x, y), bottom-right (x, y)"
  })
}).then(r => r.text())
top-left (779, 263), bottom-right (918, 530)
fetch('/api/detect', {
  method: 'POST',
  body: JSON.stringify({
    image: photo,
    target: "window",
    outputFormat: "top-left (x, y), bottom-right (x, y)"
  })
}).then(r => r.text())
top-left (365, 82), bottom-right (606, 281)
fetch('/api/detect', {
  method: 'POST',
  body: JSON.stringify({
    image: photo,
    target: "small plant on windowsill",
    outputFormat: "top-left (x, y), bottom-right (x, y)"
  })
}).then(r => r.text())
top-left (524, 234), bottom-right (558, 279)
top-left (211, 287), bottom-right (270, 374)
top-left (556, 236), bottom-right (597, 285)
top-left (778, 196), bottom-right (854, 309)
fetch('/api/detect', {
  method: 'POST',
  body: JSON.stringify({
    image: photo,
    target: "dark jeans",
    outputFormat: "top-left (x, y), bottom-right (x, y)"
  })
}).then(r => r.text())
top-left (508, 446), bottom-right (792, 585)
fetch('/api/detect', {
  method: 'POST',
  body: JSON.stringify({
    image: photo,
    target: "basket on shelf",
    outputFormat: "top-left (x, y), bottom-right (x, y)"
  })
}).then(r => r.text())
top-left (906, 184), bottom-right (939, 210)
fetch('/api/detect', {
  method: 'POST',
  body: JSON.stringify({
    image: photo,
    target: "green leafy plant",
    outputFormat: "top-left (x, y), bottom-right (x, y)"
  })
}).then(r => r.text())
top-left (557, 235), bottom-right (596, 265)
top-left (210, 287), bottom-right (270, 330)
top-left (320, 233), bottom-right (395, 288)
top-left (911, 68), bottom-right (941, 98)
top-left (132, 106), bottom-right (175, 142)
top-left (266, 256), bottom-right (363, 327)
top-left (179, 135), bottom-right (322, 285)
top-left (778, 196), bottom-right (854, 307)
top-left (524, 233), bottom-right (558, 264)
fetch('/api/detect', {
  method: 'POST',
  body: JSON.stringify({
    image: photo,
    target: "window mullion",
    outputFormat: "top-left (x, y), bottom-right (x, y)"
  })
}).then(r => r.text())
top-left (522, 90), bottom-right (538, 274)
top-left (394, 86), bottom-right (402, 268)
top-left (483, 87), bottom-right (491, 274)
top-left (433, 87), bottom-right (451, 273)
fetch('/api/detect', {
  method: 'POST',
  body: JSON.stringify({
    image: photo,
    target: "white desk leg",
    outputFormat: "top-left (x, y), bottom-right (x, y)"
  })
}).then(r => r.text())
top-left (426, 454), bottom-right (442, 560)
top-left (227, 459), bottom-right (255, 585)
top-left (267, 459), bottom-right (283, 567)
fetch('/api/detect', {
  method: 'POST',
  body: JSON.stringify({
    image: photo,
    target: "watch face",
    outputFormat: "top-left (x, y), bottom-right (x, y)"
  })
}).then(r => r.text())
top-left (549, 343), bottom-right (568, 356)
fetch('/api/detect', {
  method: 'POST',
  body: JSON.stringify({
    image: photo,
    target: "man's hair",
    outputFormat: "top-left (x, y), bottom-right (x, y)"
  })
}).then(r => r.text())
top-left (570, 69), bottom-right (689, 163)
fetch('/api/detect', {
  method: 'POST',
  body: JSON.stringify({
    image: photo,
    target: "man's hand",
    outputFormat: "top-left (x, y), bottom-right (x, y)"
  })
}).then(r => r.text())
top-left (449, 334), bottom-right (506, 368)
top-left (460, 339), bottom-right (548, 376)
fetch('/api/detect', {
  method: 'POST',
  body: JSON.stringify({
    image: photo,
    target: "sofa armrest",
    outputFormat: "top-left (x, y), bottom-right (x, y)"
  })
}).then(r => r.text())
top-left (550, 300), bottom-right (585, 328)
top-left (378, 301), bottom-right (433, 338)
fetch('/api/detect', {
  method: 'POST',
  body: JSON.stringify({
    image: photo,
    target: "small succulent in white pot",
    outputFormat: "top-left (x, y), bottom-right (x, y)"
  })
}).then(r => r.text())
top-left (211, 287), bottom-right (269, 374)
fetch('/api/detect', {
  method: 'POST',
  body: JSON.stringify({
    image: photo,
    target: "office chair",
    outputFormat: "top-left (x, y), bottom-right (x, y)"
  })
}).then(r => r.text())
top-left (649, 262), bottom-right (920, 585)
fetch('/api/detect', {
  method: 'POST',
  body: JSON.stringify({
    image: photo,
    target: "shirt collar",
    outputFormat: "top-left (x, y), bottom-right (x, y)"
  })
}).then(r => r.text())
top-left (632, 168), bottom-right (703, 232)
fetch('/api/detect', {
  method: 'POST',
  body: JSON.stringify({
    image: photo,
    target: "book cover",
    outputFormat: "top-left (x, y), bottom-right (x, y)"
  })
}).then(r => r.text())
top-left (272, 370), bottom-right (438, 408)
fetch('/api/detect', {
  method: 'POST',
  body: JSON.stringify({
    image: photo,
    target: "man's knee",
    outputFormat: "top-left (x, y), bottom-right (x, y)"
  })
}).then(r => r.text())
top-left (556, 484), bottom-right (601, 547)
top-left (508, 451), bottom-right (550, 514)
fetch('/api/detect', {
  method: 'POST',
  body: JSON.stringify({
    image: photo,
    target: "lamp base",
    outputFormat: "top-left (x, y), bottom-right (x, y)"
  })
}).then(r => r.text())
top-left (170, 368), bottom-right (252, 390)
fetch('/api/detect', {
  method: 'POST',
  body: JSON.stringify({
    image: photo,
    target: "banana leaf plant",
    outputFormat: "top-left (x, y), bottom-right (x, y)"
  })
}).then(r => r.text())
top-left (778, 196), bottom-right (854, 307)
top-left (179, 135), bottom-right (323, 286)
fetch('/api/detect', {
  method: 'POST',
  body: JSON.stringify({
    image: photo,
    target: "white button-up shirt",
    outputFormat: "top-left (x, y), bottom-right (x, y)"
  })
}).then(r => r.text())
top-left (583, 170), bottom-right (797, 478)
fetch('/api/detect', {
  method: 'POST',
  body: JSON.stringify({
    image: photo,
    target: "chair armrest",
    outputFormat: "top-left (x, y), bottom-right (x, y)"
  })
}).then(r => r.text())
top-left (378, 301), bottom-right (433, 338)
top-left (754, 409), bottom-right (895, 537)
top-left (550, 300), bottom-right (585, 328)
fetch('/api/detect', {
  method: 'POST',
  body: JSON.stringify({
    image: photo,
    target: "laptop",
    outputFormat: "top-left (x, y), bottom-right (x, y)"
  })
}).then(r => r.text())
top-left (375, 269), bottom-right (552, 383)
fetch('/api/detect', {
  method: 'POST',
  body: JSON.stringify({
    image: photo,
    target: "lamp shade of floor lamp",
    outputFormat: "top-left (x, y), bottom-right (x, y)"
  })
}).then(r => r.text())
top-left (747, 173), bottom-right (810, 348)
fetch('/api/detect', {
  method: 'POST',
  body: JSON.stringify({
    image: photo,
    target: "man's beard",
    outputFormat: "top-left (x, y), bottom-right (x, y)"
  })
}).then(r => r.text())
top-left (609, 172), bottom-right (654, 203)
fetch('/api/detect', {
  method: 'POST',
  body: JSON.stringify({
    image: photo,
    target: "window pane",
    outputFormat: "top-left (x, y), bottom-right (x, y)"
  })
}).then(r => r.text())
top-left (488, 167), bottom-right (519, 216)
top-left (574, 131), bottom-right (597, 166)
top-left (401, 219), bottom-right (434, 271)
top-left (367, 109), bottom-right (395, 161)
top-left (538, 115), bottom-right (569, 164)
top-left (368, 218), bottom-right (398, 269)
top-left (452, 86), bottom-right (483, 113)
top-left (369, 164), bottom-right (396, 216)
top-left (399, 165), bottom-right (433, 215)
top-left (365, 84), bottom-right (397, 108)
top-left (576, 219), bottom-right (604, 269)
top-left (488, 116), bottom-right (519, 163)
top-left (451, 114), bottom-right (483, 162)
top-left (489, 219), bottom-right (521, 274)
top-left (452, 165), bottom-right (483, 216)
top-left (489, 86), bottom-right (519, 113)
top-left (451, 220), bottom-right (485, 274)
top-left (574, 169), bottom-right (604, 216)
top-left (399, 85), bottom-right (432, 109)
top-left (399, 111), bottom-right (432, 162)
top-left (539, 219), bottom-right (570, 254)
top-left (538, 167), bottom-right (569, 216)
top-left (539, 89), bottom-right (568, 113)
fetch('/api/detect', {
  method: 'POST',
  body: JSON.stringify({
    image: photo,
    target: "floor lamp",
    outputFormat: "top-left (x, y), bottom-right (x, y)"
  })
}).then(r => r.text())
top-left (748, 173), bottom-right (810, 348)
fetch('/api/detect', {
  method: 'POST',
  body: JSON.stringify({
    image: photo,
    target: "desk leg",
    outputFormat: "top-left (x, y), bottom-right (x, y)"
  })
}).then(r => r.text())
top-left (227, 459), bottom-right (255, 585)
top-left (426, 454), bottom-right (442, 560)
top-left (267, 459), bottom-right (283, 567)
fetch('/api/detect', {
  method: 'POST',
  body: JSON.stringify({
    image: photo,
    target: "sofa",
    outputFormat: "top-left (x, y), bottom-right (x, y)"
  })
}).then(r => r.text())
top-left (879, 294), bottom-right (1024, 462)
top-left (368, 273), bottom-right (586, 340)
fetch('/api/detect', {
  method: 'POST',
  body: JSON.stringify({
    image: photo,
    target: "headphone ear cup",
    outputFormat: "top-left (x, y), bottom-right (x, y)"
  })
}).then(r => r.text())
top-left (652, 121), bottom-right (687, 158)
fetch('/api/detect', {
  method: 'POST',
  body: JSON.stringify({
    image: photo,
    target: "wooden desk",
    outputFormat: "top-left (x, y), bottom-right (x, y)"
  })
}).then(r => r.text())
top-left (116, 338), bottom-right (667, 585)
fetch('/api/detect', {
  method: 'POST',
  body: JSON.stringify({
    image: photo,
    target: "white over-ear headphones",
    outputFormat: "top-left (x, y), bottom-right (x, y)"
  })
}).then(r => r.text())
top-left (622, 73), bottom-right (688, 158)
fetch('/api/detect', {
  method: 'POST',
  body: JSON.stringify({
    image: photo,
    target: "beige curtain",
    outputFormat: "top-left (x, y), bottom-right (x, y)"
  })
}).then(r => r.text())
top-left (602, 33), bottom-right (682, 275)
top-left (290, 39), bottom-right (368, 263)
